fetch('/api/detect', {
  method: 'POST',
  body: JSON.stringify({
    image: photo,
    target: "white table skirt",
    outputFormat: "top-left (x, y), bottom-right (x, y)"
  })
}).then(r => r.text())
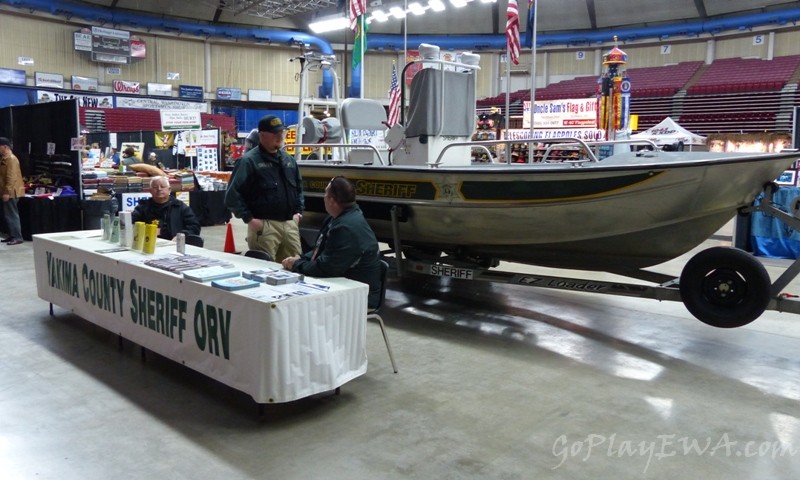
top-left (33, 231), bottom-right (369, 403)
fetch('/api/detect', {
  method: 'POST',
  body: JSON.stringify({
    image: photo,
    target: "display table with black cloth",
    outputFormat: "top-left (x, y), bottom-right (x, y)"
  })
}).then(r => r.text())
top-left (189, 190), bottom-right (231, 226)
top-left (17, 195), bottom-right (82, 241)
top-left (32, 231), bottom-right (368, 403)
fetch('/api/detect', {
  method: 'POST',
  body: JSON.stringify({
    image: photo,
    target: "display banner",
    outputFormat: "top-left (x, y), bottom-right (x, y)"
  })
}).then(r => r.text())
top-left (216, 87), bottom-right (241, 100)
top-left (248, 89), bottom-right (272, 102)
top-left (523, 98), bottom-right (599, 129)
top-left (33, 233), bottom-right (368, 403)
top-left (37, 90), bottom-right (113, 108)
top-left (0, 68), bottom-right (26, 86)
top-left (148, 82), bottom-right (173, 97)
top-left (502, 128), bottom-right (605, 141)
top-left (179, 85), bottom-right (203, 100)
top-left (116, 96), bottom-right (206, 111)
top-left (121, 192), bottom-right (152, 212)
top-left (160, 110), bottom-right (202, 131)
top-left (113, 80), bottom-right (140, 94)
top-left (34, 72), bottom-right (64, 89)
top-left (72, 75), bottom-right (98, 91)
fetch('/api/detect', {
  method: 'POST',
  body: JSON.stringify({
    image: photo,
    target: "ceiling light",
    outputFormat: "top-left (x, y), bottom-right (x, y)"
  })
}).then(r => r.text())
top-left (389, 6), bottom-right (407, 19)
top-left (479, 0), bottom-right (496, 3)
top-left (408, 2), bottom-right (426, 15)
top-left (370, 9), bottom-right (389, 22)
top-left (308, 16), bottom-right (349, 34)
top-left (429, 0), bottom-right (446, 11)
top-left (449, 0), bottom-right (468, 8)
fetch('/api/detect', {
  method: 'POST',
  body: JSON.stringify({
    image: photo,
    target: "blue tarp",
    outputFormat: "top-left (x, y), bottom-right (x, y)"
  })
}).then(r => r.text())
top-left (751, 187), bottom-right (800, 259)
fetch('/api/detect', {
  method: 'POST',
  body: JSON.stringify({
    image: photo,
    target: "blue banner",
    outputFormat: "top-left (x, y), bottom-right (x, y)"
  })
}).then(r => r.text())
top-left (179, 85), bottom-right (203, 100)
top-left (0, 68), bottom-right (26, 86)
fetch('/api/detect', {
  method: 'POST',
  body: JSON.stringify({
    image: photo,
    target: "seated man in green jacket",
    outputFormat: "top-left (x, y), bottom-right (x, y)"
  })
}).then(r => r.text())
top-left (282, 176), bottom-right (382, 309)
top-left (132, 176), bottom-right (201, 241)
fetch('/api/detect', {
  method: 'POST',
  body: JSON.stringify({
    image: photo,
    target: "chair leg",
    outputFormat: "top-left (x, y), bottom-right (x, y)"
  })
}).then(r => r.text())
top-left (369, 314), bottom-right (398, 373)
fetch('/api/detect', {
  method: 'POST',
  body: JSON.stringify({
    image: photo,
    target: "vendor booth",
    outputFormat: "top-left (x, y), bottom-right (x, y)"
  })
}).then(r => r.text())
top-left (630, 117), bottom-right (706, 150)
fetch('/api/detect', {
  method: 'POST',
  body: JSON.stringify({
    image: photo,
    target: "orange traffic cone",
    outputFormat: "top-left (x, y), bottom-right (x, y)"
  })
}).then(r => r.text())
top-left (223, 222), bottom-right (237, 254)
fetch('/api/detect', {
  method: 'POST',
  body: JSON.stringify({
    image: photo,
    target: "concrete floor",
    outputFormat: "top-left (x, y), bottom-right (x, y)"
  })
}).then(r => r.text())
top-left (1, 221), bottom-right (800, 479)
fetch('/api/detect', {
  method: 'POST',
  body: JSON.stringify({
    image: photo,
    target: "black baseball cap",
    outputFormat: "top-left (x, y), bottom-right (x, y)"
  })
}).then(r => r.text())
top-left (258, 115), bottom-right (285, 134)
top-left (0, 137), bottom-right (11, 147)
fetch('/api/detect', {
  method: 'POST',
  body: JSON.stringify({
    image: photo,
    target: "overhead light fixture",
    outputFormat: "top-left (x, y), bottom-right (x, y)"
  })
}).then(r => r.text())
top-left (479, 0), bottom-right (496, 3)
top-left (408, 2), bottom-right (426, 15)
top-left (389, 6), bottom-right (407, 19)
top-left (308, 16), bottom-right (349, 33)
top-left (449, 0), bottom-right (468, 8)
top-left (429, 0), bottom-right (446, 11)
top-left (370, 9), bottom-right (389, 22)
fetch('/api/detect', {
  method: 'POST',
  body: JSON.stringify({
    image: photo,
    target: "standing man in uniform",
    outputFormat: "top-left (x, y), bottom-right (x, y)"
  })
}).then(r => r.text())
top-left (225, 115), bottom-right (304, 262)
top-left (0, 137), bottom-right (25, 245)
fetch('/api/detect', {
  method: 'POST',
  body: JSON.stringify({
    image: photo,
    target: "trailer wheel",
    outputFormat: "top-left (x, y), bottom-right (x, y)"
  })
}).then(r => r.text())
top-left (679, 247), bottom-right (771, 328)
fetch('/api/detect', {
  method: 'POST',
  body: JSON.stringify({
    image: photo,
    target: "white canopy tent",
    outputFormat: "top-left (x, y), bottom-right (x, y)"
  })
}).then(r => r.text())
top-left (630, 117), bottom-right (706, 150)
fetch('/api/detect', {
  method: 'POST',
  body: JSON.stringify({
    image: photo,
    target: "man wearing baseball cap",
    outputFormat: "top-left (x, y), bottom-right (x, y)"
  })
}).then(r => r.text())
top-left (225, 115), bottom-right (304, 261)
top-left (0, 137), bottom-right (24, 245)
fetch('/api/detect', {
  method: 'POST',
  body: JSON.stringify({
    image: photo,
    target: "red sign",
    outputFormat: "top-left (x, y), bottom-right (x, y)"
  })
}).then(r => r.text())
top-left (113, 80), bottom-right (140, 94)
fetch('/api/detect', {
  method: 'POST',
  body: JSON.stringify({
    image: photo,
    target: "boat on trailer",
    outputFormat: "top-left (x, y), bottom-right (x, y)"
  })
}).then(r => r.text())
top-left (289, 51), bottom-right (800, 328)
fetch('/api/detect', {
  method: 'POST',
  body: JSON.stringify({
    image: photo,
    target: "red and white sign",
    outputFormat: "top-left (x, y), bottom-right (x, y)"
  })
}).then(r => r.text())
top-left (113, 80), bottom-right (140, 94)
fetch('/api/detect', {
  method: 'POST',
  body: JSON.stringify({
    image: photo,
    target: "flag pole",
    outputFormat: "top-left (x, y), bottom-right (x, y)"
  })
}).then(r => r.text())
top-left (529, 0), bottom-right (538, 140)
top-left (505, 46), bottom-right (511, 160)
top-left (359, 13), bottom-right (365, 99)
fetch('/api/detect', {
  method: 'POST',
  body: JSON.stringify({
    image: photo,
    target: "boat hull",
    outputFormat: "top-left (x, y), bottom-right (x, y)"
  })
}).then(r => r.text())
top-left (298, 151), bottom-right (797, 271)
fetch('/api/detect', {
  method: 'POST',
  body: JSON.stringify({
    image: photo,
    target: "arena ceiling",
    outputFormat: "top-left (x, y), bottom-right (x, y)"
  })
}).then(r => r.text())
top-left (77, 0), bottom-right (800, 38)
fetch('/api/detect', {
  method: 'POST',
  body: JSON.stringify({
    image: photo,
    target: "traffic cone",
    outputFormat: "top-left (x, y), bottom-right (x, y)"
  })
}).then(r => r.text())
top-left (223, 222), bottom-right (237, 254)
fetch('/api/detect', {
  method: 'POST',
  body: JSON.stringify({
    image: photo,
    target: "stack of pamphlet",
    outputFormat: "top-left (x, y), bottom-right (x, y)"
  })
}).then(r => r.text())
top-left (242, 269), bottom-right (276, 283)
top-left (264, 271), bottom-right (303, 285)
top-left (144, 254), bottom-right (235, 275)
top-left (183, 266), bottom-right (240, 282)
top-left (211, 276), bottom-right (261, 291)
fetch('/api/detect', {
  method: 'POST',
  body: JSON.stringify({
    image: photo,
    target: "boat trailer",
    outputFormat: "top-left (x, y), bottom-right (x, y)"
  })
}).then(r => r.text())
top-left (384, 183), bottom-right (800, 329)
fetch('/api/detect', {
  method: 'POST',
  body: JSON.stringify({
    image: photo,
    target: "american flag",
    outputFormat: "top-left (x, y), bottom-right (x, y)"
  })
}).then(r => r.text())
top-left (506, 0), bottom-right (521, 65)
top-left (388, 63), bottom-right (401, 126)
top-left (349, 0), bottom-right (366, 31)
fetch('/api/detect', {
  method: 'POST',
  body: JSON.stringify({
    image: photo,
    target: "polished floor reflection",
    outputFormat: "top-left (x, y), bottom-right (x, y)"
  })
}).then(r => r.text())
top-left (1, 222), bottom-right (799, 479)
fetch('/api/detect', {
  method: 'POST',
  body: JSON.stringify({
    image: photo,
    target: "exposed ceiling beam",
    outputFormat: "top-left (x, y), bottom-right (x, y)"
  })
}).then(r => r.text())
top-left (693, 0), bottom-right (708, 18)
top-left (213, 0), bottom-right (224, 22)
top-left (586, 0), bottom-right (597, 30)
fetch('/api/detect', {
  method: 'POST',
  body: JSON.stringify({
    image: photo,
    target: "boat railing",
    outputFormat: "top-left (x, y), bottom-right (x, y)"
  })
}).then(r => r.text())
top-left (432, 137), bottom-right (602, 167)
top-left (291, 143), bottom-right (387, 165)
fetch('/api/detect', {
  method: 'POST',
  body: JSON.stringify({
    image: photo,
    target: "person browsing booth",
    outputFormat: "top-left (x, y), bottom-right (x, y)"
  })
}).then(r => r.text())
top-left (131, 176), bottom-right (201, 241)
top-left (0, 137), bottom-right (24, 245)
top-left (282, 176), bottom-right (382, 309)
top-left (225, 114), bottom-right (304, 262)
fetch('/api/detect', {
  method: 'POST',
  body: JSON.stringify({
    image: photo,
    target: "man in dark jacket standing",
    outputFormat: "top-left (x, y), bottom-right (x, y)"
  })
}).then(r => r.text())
top-left (225, 115), bottom-right (304, 262)
top-left (132, 176), bottom-right (201, 240)
top-left (282, 176), bottom-right (382, 309)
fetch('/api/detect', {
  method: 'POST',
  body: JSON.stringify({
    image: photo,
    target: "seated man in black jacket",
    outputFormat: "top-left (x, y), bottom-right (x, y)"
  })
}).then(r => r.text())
top-left (282, 176), bottom-right (382, 309)
top-left (132, 176), bottom-right (201, 241)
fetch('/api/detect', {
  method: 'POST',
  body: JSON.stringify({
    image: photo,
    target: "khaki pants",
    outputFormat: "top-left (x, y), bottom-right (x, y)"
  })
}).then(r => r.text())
top-left (246, 218), bottom-right (301, 262)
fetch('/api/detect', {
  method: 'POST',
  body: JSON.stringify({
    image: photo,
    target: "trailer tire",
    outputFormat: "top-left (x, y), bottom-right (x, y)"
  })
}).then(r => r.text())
top-left (679, 247), bottom-right (771, 328)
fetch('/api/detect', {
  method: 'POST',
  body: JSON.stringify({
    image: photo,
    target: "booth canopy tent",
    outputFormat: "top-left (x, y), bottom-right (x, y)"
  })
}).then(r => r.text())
top-left (631, 117), bottom-right (706, 147)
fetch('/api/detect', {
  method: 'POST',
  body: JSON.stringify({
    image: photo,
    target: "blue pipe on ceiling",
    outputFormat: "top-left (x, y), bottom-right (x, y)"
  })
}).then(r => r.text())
top-left (3, 1), bottom-right (800, 94)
